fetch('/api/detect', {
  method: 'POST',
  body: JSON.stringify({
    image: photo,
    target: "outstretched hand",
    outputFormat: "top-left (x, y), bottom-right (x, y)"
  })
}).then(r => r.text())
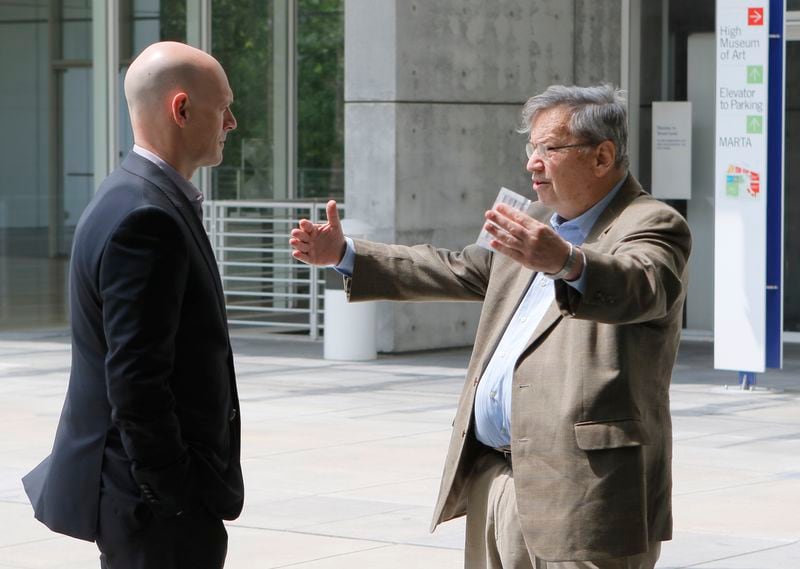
top-left (290, 200), bottom-right (347, 266)
top-left (484, 204), bottom-right (576, 276)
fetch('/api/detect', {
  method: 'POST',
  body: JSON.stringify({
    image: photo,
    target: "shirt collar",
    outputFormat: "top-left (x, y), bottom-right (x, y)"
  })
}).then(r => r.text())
top-left (549, 172), bottom-right (628, 246)
top-left (132, 145), bottom-right (204, 207)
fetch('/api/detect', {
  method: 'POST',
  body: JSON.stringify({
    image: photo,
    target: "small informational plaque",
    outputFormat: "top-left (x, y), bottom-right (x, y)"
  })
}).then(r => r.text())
top-left (652, 101), bottom-right (692, 199)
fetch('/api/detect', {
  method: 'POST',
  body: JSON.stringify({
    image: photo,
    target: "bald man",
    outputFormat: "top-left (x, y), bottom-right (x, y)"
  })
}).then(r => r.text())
top-left (23, 42), bottom-right (241, 569)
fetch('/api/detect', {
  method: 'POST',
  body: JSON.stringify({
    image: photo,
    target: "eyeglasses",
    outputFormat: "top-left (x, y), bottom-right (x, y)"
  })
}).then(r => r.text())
top-left (525, 142), bottom-right (592, 159)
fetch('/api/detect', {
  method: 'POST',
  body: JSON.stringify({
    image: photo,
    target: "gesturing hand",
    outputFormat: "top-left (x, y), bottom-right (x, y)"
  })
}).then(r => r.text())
top-left (290, 200), bottom-right (347, 266)
top-left (484, 204), bottom-right (578, 277)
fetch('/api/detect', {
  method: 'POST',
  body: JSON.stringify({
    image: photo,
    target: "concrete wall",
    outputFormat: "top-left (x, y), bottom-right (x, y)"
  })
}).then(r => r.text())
top-left (574, 0), bottom-right (622, 85)
top-left (345, 0), bottom-right (624, 352)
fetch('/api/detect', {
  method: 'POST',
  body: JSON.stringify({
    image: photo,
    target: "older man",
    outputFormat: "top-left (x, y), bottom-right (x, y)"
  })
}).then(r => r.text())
top-left (23, 42), bottom-right (241, 569)
top-left (291, 85), bottom-right (691, 569)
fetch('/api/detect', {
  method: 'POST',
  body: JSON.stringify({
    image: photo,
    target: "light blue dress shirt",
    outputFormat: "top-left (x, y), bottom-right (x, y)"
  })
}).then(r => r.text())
top-left (334, 174), bottom-right (627, 448)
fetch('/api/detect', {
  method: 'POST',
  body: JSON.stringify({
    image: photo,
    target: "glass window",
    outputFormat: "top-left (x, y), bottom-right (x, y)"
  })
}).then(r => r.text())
top-left (211, 0), bottom-right (273, 200)
top-left (209, 0), bottom-right (344, 200)
top-left (0, 0), bottom-right (346, 332)
top-left (297, 0), bottom-right (344, 199)
top-left (119, 0), bottom-right (188, 158)
top-left (207, 1), bottom-right (344, 332)
top-left (63, 0), bottom-right (92, 61)
top-left (0, 1), bottom-right (191, 332)
top-left (789, 1), bottom-right (800, 11)
top-left (0, 1), bottom-right (72, 330)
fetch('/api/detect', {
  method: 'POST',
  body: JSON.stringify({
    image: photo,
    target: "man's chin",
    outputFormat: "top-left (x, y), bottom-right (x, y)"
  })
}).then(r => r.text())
top-left (532, 188), bottom-right (554, 207)
top-left (201, 155), bottom-right (224, 168)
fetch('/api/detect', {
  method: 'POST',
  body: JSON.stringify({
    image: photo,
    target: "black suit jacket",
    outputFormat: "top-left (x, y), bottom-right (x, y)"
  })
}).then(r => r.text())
top-left (23, 152), bottom-right (243, 541)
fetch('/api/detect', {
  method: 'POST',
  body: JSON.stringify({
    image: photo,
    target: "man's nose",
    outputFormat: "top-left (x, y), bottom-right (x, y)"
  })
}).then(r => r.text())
top-left (225, 109), bottom-right (237, 131)
top-left (526, 154), bottom-right (544, 173)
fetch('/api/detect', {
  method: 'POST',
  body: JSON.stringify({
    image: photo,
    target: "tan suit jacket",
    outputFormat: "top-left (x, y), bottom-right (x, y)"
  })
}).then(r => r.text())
top-left (345, 175), bottom-right (691, 562)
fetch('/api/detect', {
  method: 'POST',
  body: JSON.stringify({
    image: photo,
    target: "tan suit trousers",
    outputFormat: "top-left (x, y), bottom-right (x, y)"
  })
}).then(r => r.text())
top-left (464, 451), bottom-right (661, 569)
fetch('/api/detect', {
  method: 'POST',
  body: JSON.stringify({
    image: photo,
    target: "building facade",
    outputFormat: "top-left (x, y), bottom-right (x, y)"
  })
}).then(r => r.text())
top-left (1, 0), bottom-right (798, 356)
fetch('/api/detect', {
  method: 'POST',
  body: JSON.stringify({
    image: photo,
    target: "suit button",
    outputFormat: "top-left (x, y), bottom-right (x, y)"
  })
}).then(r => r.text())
top-left (140, 486), bottom-right (157, 502)
top-left (229, 408), bottom-right (238, 421)
top-left (461, 429), bottom-right (467, 438)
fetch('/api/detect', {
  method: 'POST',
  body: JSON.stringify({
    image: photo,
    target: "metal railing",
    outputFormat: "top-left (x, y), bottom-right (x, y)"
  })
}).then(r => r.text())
top-left (203, 200), bottom-right (343, 338)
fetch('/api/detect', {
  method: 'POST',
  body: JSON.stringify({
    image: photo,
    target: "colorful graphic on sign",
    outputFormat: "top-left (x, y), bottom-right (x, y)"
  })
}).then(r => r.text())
top-left (748, 7), bottom-right (764, 25)
top-left (725, 165), bottom-right (761, 197)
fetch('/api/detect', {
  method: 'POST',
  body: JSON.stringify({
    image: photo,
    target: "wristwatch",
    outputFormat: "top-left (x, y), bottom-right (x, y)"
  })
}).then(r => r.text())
top-left (544, 242), bottom-right (577, 280)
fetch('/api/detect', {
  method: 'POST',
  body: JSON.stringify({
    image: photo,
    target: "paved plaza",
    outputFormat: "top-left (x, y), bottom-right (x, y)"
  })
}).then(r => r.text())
top-left (0, 330), bottom-right (798, 568)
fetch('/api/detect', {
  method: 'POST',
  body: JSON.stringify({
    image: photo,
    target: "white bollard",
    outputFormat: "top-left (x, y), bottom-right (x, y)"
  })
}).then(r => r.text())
top-left (323, 286), bottom-right (377, 361)
top-left (323, 219), bottom-right (377, 361)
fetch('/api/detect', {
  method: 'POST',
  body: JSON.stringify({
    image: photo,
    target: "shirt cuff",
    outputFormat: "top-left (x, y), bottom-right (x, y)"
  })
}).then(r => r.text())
top-left (564, 249), bottom-right (587, 294)
top-left (333, 236), bottom-right (355, 276)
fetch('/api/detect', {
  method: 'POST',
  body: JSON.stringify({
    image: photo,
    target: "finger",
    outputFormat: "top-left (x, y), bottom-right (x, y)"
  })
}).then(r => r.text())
top-left (298, 219), bottom-right (316, 233)
top-left (494, 204), bottom-right (537, 230)
top-left (291, 228), bottom-right (311, 242)
top-left (490, 239), bottom-right (524, 263)
top-left (292, 250), bottom-right (312, 264)
top-left (289, 238), bottom-right (311, 253)
top-left (486, 210), bottom-right (524, 238)
top-left (326, 200), bottom-right (342, 230)
top-left (484, 223), bottom-right (518, 247)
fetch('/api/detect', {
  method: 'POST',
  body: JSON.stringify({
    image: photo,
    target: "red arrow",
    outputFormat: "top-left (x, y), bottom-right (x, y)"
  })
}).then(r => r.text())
top-left (748, 7), bottom-right (764, 26)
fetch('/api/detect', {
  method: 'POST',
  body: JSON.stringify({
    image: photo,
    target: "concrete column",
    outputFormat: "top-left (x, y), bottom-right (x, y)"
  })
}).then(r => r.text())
top-left (345, 0), bottom-right (624, 352)
top-left (574, 0), bottom-right (622, 85)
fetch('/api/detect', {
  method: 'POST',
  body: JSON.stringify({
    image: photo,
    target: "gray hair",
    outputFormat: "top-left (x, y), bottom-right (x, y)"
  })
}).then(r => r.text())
top-left (519, 84), bottom-right (629, 170)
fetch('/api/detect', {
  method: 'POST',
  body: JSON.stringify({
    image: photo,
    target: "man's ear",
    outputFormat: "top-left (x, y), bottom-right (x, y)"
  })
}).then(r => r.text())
top-left (593, 140), bottom-right (616, 176)
top-left (170, 92), bottom-right (189, 127)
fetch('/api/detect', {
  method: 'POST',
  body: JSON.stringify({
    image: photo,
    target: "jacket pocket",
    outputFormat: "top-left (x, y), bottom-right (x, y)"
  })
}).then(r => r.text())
top-left (573, 418), bottom-right (649, 450)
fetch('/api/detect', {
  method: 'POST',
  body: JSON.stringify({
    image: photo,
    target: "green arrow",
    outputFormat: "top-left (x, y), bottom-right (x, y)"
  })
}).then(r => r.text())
top-left (747, 65), bottom-right (763, 84)
top-left (747, 115), bottom-right (762, 134)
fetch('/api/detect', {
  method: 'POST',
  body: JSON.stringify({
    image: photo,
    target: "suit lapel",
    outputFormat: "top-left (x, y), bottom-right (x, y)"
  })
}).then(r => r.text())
top-left (470, 255), bottom-right (536, 378)
top-left (477, 204), bottom-right (562, 366)
top-left (492, 257), bottom-right (536, 329)
top-left (521, 295), bottom-right (562, 354)
top-left (582, 174), bottom-right (644, 247)
top-left (120, 153), bottom-right (227, 316)
top-left (480, 262), bottom-right (561, 372)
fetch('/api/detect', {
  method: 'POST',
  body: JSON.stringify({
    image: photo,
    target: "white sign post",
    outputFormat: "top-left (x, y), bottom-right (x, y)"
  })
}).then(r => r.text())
top-left (652, 102), bottom-right (693, 199)
top-left (714, 0), bottom-right (769, 373)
